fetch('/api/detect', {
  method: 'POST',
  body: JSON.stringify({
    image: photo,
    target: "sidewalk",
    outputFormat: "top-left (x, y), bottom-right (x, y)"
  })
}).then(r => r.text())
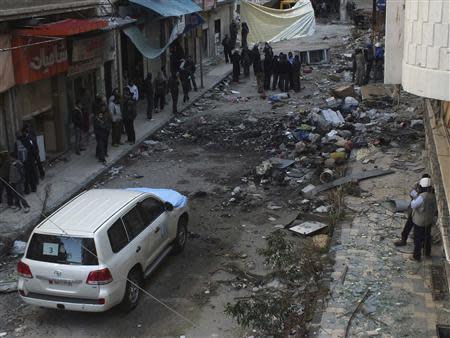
top-left (0, 59), bottom-right (231, 254)
top-left (309, 151), bottom-right (450, 338)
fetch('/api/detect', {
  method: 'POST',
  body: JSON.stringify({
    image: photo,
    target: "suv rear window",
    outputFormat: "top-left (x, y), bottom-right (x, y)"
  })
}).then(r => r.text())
top-left (26, 233), bottom-right (98, 265)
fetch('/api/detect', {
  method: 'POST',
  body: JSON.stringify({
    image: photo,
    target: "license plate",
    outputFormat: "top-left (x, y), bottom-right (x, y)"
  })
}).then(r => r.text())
top-left (49, 279), bottom-right (72, 286)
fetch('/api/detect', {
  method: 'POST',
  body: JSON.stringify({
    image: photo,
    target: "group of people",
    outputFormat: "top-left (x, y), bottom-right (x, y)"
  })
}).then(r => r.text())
top-left (227, 42), bottom-right (302, 94)
top-left (143, 55), bottom-right (197, 119)
top-left (0, 124), bottom-right (45, 212)
top-left (394, 174), bottom-right (438, 261)
top-left (353, 42), bottom-right (384, 85)
top-left (72, 80), bottom-right (140, 165)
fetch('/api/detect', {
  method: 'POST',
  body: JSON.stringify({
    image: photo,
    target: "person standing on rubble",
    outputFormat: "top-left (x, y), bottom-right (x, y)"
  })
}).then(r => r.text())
top-left (278, 53), bottom-right (290, 92)
top-left (394, 174), bottom-right (432, 247)
top-left (222, 35), bottom-right (232, 63)
top-left (185, 56), bottom-right (198, 92)
top-left (179, 60), bottom-right (191, 103)
top-left (353, 48), bottom-right (366, 86)
top-left (241, 47), bottom-right (252, 78)
top-left (108, 89), bottom-right (122, 147)
top-left (263, 51), bottom-right (273, 91)
top-left (373, 42), bottom-right (384, 81)
top-left (410, 177), bottom-right (437, 261)
top-left (271, 55), bottom-right (280, 91)
top-left (231, 49), bottom-right (241, 83)
top-left (252, 45), bottom-right (264, 93)
top-left (292, 55), bottom-right (301, 92)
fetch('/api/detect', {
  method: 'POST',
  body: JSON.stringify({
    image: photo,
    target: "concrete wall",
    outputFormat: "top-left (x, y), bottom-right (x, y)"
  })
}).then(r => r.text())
top-left (401, 0), bottom-right (450, 101)
top-left (384, 0), bottom-right (405, 84)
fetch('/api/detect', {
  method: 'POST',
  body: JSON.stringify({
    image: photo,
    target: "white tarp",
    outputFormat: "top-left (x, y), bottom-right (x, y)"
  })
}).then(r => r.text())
top-left (240, 0), bottom-right (316, 44)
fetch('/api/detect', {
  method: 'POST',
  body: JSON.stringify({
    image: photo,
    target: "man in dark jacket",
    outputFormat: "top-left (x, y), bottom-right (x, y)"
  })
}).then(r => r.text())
top-left (72, 100), bottom-right (84, 155)
top-left (271, 55), bottom-right (280, 90)
top-left (154, 71), bottom-right (166, 112)
top-left (364, 43), bottom-right (374, 84)
top-left (186, 56), bottom-right (198, 91)
top-left (292, 55), bottom-right (301, 92)
top-left (231, 50), bottom-right (241, 83)
top-left (252, 45), bottom-right (263, 93)
top-left (278, 54), bottom-right (290, 92)
top-left (22, 123), bottom-right (44, 179)
top-left (122, 87), bottom-right (137, 145)
top-left (222, 35), bottom-right (232, 63)
top-left (263, 53), bottom-right (273, 90)
top-left (93, 103), bottom-right (110, 164)
top-left (241, 47), bottom-right (252, 78)
top-left (144, 72), bottom-right (154, 120)
top-left (168, 73), bottom-right (180, 115)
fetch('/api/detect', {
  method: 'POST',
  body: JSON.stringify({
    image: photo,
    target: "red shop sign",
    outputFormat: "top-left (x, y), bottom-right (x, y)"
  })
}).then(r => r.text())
top-left (12, 36), bottom-right (68, 85)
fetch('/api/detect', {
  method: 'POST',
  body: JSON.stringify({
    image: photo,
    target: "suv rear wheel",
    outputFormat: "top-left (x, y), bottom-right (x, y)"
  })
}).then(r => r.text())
top-left (173, 217), bottom-right (188, 254)
top-left (120, 268), bottom-right (143, 312)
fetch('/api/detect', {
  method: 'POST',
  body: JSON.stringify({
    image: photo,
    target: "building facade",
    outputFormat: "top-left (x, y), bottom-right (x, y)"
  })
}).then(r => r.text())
top-left (385, 0), bottom-right (450, 262)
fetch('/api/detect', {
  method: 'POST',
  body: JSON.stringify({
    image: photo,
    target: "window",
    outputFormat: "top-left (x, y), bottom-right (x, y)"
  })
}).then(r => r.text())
top-left (107, 219), bottom-right (129, 253)
top-left (122, 206), bottom-right (146, 240)
top-left (27, 233), bottom-right (98, 265)
top-left (139, 197), bottom-right (164, 226)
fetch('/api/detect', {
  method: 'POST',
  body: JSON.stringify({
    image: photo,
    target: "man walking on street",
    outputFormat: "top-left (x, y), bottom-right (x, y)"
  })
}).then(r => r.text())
top-left (94, 103), bottom-right (109, 164)
top-left (154, 71), bottom-right (166, 113)
top-left (9, 153), bottom-right (30, 213)
top-left (231, 50), bottom-right (241, 83)
top-left (109, 89), bottom-right (122, 147)
top-left (394, 174), bottom-right (432, 247)
top-left (410, 177), bottom-right (437, 261)
top-left (241, 47), bottom-right (252, 78)
top-left (72, 100), bottom-right (84, 155)
top-left (222, 35), bottom-right (232, 63)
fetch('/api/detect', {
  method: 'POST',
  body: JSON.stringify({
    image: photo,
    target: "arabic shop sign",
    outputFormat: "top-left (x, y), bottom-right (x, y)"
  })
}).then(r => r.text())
top-left (12, 36), bottom-right (69, 85)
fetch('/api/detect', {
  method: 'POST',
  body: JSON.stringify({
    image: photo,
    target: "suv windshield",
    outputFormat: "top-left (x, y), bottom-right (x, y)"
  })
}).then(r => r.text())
top-left (26, 233), bottom-right (98, 265)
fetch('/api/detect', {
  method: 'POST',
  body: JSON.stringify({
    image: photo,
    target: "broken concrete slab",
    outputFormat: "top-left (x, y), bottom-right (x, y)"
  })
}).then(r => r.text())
top-left (289, 221), bottom-right (328, 236)
top-left (332, 85), bottom-right (357, 99)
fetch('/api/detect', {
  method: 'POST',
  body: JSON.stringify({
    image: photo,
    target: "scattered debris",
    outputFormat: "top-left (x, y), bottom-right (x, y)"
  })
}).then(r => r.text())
top-left (289, 221), bottom-right (328, 236)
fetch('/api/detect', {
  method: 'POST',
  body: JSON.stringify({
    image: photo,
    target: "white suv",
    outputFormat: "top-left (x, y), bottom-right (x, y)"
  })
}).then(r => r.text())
top-left (17, 188), bottom-right (189, 312)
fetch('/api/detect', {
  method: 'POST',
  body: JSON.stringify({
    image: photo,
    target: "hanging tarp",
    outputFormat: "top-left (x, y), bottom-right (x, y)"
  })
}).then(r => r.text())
top-left (123, 13), bottom-right (205, 60)
top-left (240, 0), bottom-right (316, 44)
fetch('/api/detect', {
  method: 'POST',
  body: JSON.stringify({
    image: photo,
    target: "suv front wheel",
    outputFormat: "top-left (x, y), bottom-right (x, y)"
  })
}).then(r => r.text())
top-left (120, 268), bottom-right (143, 312)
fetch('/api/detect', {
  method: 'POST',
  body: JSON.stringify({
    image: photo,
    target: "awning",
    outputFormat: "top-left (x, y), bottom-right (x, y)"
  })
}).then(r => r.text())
top-left (123, 13), bottom-right (204, 59)
top-left (129, 0), bottom-right (202, 17)
top-left (14, 18), bottom-right (109, 37)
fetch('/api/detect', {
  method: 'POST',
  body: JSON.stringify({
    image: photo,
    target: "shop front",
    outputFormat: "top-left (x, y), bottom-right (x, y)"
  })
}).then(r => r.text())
top-left (0, 33), bottom-right (16, 152)
top-left (11, 35), bottom-right (69, 155)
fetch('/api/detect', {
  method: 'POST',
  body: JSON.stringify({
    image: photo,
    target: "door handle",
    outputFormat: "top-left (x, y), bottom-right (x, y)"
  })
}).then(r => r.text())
top-left (136, 246), bottom-right (141, 253)
top-left (154, 227), bottom-right (160, 234)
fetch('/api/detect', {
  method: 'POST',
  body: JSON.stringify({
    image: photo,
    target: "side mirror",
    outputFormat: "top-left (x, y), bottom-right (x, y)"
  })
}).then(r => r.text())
top-left (164, 202), bottom-right (174, 212)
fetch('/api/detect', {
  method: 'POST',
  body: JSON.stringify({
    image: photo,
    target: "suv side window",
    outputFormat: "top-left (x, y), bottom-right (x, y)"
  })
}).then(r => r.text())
top-left (122, 206), bottom-right (146, 240)
top-left (139, 197), bottom-right (165, 226)
top-left (107, 219), bottom-right (129, 253)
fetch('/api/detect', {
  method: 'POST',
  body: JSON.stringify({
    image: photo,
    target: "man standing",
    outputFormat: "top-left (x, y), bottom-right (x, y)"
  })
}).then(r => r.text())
top-left (292, 55), bottom-right (301, 92)
top-left (186, 56), bottom-right (198, 92)
top-left (353, 48), bottom-right (366, 85)
top-left (179, 62), bottom-right (191, 103)
top-left (241, 22), bottom-right (249, 49)
top-left (222, 35), bottom-right (232, 63)
top-left (364, 43), bottom-right (374, 84)
top-left (122, 87), bottom-right (137, 145)
top-left (108, 89), bottom-right (122, 147)
top-left (168, 73), bottom-right (180, 115)
top-left (410, 177), bottom-right (437, 261)
top-left (241, 47), bottom-right (252, 78)
top-left (93, 103), bottom-right (109, 164)
top-left (263, 52), bottom-right (272, 91)
top-left (278, 54), bottom-right (289, 92)
top-left (72, 100), bottom-right (84, 155)
top-left (127, 79), bottom-right (139, 102)
top-left (374, 42), bottom-right (384, 81)
top-left (271, 55), bottom-right (280, 91)
top-left (231, 50), bottom-right (241, 83)
top-left (144, 73), bottom-right (154, 120)
top-left (154, 71), bottom-right (166, 113)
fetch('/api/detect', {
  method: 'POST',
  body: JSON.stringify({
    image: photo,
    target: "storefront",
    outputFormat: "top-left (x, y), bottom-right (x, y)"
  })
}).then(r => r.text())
top-left (66, 31), bottom-right (116, 113)
top-left (11, 35), bottom-right (69, 154)
top-left (0, 33), bottom-right (16, 152)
